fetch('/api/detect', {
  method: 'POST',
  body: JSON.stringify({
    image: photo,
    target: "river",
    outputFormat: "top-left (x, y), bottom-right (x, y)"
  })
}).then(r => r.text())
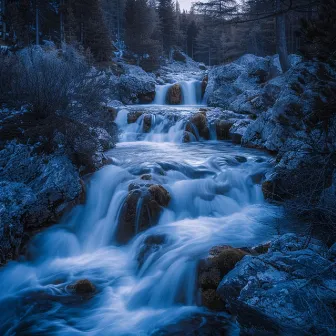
top-left (0, 81), bottom-right (283, 335)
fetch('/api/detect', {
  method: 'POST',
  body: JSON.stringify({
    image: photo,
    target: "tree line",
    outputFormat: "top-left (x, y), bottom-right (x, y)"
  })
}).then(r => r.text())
top-left (0, 0), bottom-right (335, 70)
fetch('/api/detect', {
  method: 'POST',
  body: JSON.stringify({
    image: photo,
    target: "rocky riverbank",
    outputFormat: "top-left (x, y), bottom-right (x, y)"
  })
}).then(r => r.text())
top-left (200, 233), bottom-right (336, 335)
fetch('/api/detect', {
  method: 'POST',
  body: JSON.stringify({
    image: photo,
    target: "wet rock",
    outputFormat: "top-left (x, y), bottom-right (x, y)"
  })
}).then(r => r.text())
top-left (137, 234), bottom-right (166, 268)
top-left (198, 246), bottom-right (247, 310)
top-left (201, 75), bottom-right (208, 98)
top-left (152, 311), bottom-right (236, 336)
top-left (107, 106), bottom-right (118, 121)
top-left (189, 112), bottom-right (210, 140)
top-left (140, 174), bottom-right (152, 180)
top-left (229, 119), bottom-right (253, 144)
top-left (215, 120), bottom-right (233, 140)
top-left (69, 279), bottom-right (96, 295)
top-left (127, 111), bottom-right (143, 124)
top-left (167, 83), bottom-right (182, 105)
top-left (217, 234), bottom-right (335, 335)
top-left (115, 184), bottom-right (171, 244)
top-left (182, 131), bottom-right (192, 143)
top-left (143, 114), bottom-right (152, 133)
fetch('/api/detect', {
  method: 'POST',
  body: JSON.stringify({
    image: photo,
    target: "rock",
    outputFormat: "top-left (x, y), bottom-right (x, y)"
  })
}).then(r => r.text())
top-left (215, 120), bottom-right (233, 140)
top-left (140, 174), bottom-right (152, 180)
top-left (188, 112), bottom-right (210, 140)
top-left (137, 234), bottom-right (166, 268)
top-left (143, 114), bottom-right (152, 133)
top-left (182, 131), bottom-right (192, 143)
top-left (198, 246), bottom-right (247, 310)
top-left (69, 279), bottom-right (96, 295)
top-left (127, 111), bottom-right (143, 124)
top-left (0, 142), bottom-right (84, 264)
top-left (167, 83), bottom-right (182, 105)
top-left (199, 63), bottom-right (206, 70)
top-left (119, 64), bottom-right (156, 104)
top-left (115, 184), bottom-right (171, 244)
top-left (201, 75), bottom-right (208, 98)
top-left (217, 234), bottom-right (336, 335)
top-left (173, 50), bottom-right (186, 62)
top-left (229, 119), bottom-right (253, 144)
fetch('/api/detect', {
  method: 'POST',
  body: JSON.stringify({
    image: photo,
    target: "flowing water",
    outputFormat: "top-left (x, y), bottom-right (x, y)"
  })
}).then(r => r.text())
top-left (0, 81), bottom-right (283, 335)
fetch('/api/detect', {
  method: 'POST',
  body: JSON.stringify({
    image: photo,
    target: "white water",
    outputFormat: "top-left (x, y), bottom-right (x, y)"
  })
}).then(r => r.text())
top-left (0, 102), bottom-right (283, 335)
top-left (153, 80), bottom-right (203, 105)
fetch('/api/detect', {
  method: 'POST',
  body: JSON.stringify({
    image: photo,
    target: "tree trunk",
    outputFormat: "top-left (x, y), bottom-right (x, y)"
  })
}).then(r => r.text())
top-left (276, 0), bottom-right (290, 72)
top-left (36, 5), bottom-right (40, 45)
top-left (1, 0), bottom-right (6, 41)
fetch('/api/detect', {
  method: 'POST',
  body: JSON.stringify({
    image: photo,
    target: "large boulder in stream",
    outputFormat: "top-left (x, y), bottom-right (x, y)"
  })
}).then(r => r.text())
top-left (167, 84), bottom-right (182, 105)
top-left (115, 183), bottom-right (171, 244)
top-left (217, 234), bottom-right (336, 335)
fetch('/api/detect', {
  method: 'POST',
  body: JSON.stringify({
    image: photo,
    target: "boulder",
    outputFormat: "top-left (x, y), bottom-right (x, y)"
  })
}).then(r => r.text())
top-left (137, 234), bottom-right (166, 268)
top-left (69, 279), bottom-right (96, 295)
top-left (119, 64), bottom-right (156, 104)
top-left (143, 114), bottom-right (152, 133)
top-left (173, 50), bottom-right (186, 62)
top-left (198, 245), bottom-right (247, 310)
top-left (229, 119), bottom-right (253, 144)
top-left (127, 111), bottom-right (143, 124)
top-left (215, 120), bottom-right (233, 140)
top-left (217, 234), bottom-right (336, 335)
top-left (167, 84), bottom-right (182, 105)
top-left (188, 112), bottom-right (210, 140)
top-left (115, 183), bottom-right (171, 244)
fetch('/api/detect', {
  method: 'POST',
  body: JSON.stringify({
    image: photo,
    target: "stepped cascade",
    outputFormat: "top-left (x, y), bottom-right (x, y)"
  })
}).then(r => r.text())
top-left (0, 77), bottom-right (282, 336)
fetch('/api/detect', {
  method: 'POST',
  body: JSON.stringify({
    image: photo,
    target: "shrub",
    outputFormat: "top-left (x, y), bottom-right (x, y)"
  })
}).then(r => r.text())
top-left (0, 45), bottom-right (109, 118)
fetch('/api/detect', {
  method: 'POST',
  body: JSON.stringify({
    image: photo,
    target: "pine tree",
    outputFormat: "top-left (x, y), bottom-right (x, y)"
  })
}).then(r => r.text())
top-left (300, 0), bottom-right (336, 65)
top-left (158, 0), bottom-right (177, 54)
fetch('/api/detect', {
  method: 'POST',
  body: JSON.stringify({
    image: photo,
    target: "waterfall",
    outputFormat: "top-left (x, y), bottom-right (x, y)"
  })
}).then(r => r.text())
top-left (153, 80), bottom-right (203, 106)
top-left (0, 74), bottom-right (281, 336)
top-left (152, 84), bottom-right (171, 104)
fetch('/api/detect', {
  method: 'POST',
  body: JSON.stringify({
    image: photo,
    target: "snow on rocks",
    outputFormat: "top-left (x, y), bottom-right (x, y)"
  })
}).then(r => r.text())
top-left (0, 142), bottom-right (84, 264)
top-left (119, 64), bottom-right (156, 104)
top-left (217, 233), bottom-right (336, 335)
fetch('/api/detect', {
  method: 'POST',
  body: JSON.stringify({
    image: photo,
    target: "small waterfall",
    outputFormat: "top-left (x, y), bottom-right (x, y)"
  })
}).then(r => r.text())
top-left (180, 80), bottom-right (203, 105)
top-left (153, 80), bottom-right (203, 106)
top-left (153, 84), bottom-right (171, 104)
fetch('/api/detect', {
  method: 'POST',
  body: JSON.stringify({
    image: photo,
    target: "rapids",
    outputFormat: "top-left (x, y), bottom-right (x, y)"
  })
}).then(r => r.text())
top-left (0, 85), bottom-right (283, 335)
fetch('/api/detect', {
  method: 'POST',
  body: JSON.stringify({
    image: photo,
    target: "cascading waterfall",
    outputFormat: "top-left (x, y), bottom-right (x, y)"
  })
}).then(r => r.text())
top-left (0, 80), bottom-right (283, 336)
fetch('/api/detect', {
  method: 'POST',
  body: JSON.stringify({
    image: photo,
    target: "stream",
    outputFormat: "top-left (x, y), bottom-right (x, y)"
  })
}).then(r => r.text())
top-left (0, 80), bottom-right (283, 335)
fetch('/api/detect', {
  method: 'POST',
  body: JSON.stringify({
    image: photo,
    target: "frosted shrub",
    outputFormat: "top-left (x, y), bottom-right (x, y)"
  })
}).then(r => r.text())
top-left (0, 45), bottom-right (109, 118)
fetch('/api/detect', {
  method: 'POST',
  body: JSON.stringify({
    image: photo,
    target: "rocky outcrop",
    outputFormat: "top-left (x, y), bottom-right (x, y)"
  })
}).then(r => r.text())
top-left (0, 143), bottom-right (84, 264)
top-left (242, 61), bottom-right (336, 202)
top-left (167, 84), bottom-right (182, 105)
top-left (119, 64), bottom-right (156, 104)
top-left (217, 234), bottom-right (336, 335)
top-left (205, 54), bottom-right (300, 115)
top-left (115, 183), bottom-right (171, 244)
top-left (198, 246), bottom-right (247, 310)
